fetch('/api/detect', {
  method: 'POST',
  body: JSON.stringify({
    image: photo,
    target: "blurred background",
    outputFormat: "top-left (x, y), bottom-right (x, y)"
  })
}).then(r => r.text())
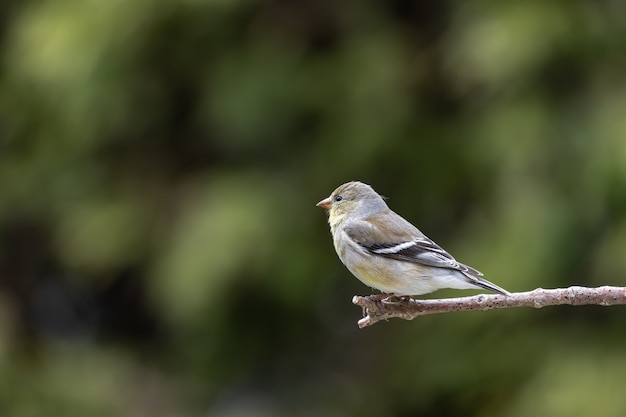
top-left (1, 0), bottom-right (626, 416)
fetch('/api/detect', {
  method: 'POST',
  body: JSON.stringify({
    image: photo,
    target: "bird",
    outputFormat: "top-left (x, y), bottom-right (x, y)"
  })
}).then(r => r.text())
top-left (316, 181), bottom-right (509, 297)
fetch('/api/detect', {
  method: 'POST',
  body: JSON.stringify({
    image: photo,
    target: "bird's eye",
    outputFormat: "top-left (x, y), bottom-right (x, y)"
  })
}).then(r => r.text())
top-left (334, 195), bottom-right (343, 202)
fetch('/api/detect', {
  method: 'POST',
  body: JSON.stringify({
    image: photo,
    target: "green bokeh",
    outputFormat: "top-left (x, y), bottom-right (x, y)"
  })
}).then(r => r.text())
top-left (1, 1), bottom-right (626, 416)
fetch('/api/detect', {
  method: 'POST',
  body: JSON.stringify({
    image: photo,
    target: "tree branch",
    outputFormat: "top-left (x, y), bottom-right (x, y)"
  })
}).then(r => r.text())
top-left (352, 286), bottom-right (626, 328)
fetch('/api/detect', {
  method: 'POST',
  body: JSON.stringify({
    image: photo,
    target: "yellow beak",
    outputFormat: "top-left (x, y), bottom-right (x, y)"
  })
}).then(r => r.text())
top-left (316, 196), bottom-right (332, 209)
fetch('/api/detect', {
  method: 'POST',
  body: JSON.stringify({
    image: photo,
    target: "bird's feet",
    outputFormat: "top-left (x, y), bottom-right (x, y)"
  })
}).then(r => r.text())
top-left (368, 293), bottom-right (414, 304)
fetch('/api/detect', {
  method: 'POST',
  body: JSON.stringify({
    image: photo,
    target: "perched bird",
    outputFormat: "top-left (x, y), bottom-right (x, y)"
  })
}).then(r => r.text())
top-left (316, 181), bottom-right (509, 296)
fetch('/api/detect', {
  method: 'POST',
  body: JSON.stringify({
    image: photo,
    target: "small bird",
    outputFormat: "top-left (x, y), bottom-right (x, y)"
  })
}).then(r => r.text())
top-left (317, 181), bottom-right (509, 296)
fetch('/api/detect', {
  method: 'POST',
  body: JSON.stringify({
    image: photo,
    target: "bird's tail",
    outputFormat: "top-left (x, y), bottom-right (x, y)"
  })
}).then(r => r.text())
top-left (465, 273), bottom-right (510, 296)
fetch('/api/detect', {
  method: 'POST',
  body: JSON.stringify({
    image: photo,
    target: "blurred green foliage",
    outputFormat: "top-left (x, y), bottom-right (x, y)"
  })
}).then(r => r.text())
top-left (1, 0), bottom-right (626, 416)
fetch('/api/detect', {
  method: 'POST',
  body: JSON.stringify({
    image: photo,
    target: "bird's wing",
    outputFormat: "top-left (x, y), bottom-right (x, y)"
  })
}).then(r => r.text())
top-left (343, 210), bottom-right (483, 277)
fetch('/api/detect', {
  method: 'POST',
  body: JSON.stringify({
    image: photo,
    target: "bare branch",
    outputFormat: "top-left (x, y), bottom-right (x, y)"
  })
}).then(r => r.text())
top-left (352, 286), bottom-right (626, 328)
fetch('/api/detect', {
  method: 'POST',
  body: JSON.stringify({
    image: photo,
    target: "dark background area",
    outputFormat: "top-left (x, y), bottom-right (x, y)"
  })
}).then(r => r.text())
top-left (1, 0), bottom-right (626, 416)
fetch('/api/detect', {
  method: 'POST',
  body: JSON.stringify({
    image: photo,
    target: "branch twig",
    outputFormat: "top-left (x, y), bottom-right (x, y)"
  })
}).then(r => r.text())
top-left (352, 286), bottom-right (626, 328)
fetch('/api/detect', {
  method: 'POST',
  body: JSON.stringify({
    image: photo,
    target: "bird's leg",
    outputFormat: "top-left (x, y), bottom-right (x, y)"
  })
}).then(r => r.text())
top-left (367, 293), bottom-right (394, 302)
top-left (382, 294), bottom-right (414, 304)
top-left (367, 293), bottom-right (414, 304)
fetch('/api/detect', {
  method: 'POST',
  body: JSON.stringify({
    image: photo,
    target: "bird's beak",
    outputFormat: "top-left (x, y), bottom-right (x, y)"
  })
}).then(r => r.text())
top-left (316, 196), bottom-right (332, 209)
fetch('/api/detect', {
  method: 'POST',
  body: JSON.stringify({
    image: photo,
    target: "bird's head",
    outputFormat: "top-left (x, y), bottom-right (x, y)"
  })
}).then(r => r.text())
top-left (316, 181), bottom-right (387, 227)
